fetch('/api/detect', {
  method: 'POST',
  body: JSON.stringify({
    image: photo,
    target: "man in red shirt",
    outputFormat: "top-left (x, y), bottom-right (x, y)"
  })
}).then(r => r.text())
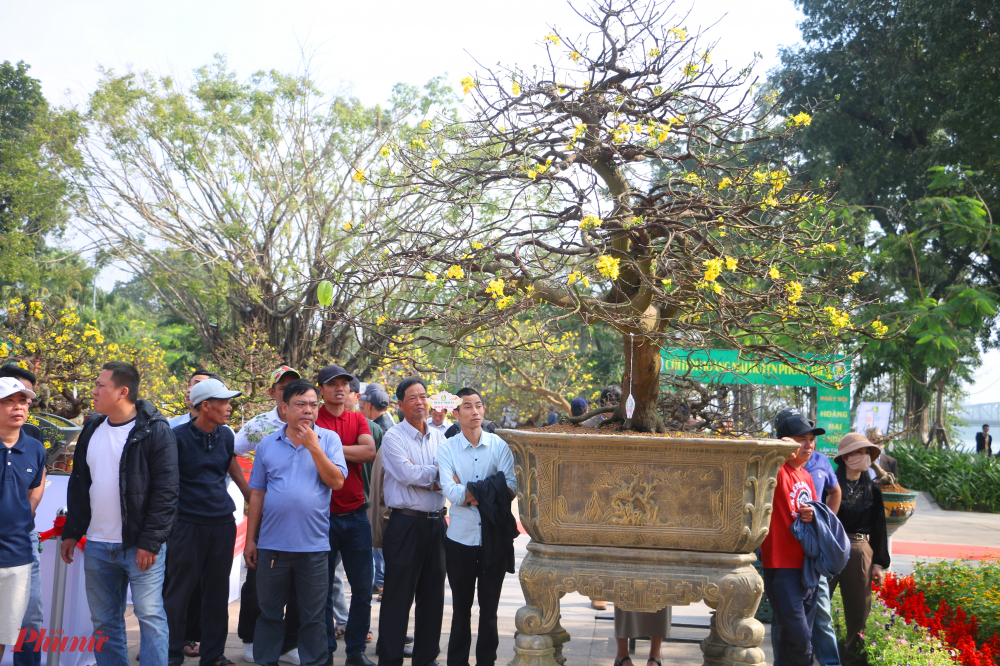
top-left (316, 365), bottom-right (377, 666)
top-left (760, 410), bottom-right (820, 666)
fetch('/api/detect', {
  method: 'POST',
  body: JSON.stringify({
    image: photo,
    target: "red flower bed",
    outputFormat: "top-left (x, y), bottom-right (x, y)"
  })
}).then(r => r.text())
top-left (877, 573), bottom-right (1000, 666)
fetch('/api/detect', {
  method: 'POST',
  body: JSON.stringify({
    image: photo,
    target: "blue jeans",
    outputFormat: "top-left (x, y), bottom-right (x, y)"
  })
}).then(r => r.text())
top-left (324, 511), bottom-right (373, 657)
top-left (256, 550), bottom-right (328, 666)
top-left (84, 541), bottom-right (169, 666)
top-left (372, 548), bottom-right (384, 588)
top-left (771, 577), bottom-right (840, 666)
top-left (13, 532), bottom-right (43, 666)
top-left (763, 568), bottom-right (817, 666)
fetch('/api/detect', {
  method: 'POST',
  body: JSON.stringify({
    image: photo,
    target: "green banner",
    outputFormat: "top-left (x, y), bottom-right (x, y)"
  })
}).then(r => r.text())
top-left (660, 348), bottom-right (849, 386)
top-left (660, 348), bottom-right (850, 454)
top-left (815, 385), bottom-right (851, 454)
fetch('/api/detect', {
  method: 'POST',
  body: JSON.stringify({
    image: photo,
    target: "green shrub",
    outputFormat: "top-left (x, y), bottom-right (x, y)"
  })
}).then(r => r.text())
top-left (894, 441), bottom-right (1000, 513)
top-left (913, 557), bottom-right (1000, 643)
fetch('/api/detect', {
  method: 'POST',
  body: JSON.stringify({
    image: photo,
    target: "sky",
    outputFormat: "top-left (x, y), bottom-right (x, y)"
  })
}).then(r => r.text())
top-left (4, 0), bottom-right (999, 405)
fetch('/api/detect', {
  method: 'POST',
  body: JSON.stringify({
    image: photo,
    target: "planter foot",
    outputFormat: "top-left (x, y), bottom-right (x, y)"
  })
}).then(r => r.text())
top-left (509, 632), bottom-right (557, 666)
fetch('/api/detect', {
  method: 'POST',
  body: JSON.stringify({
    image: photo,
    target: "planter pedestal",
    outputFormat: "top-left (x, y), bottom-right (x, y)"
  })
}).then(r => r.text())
top-left (498, 429), bottom-right (797, 666)
top-left (512, 542), bottom-right (766, 666)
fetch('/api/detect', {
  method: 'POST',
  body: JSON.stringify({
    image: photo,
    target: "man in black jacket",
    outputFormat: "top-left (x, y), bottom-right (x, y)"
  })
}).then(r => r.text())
top-left (976, 425), bottom-right (993, 456)
top-left (62, 362), bottom-right (179, 666)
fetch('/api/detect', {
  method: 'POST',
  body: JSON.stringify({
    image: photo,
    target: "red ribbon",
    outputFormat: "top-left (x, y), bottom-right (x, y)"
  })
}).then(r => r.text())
top-left (38, 515), bottom-right (86, 550)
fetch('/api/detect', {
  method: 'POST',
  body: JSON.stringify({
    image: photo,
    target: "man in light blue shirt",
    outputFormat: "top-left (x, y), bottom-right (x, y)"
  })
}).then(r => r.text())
top-left (245, 380), bottom-right (347, 666)
top-left (438, 388), bottom-right (516, 666)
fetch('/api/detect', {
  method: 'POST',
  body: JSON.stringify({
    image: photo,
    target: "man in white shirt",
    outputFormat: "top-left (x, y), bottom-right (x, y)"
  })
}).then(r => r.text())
top-left (167, 370), bottom-right (219, 428)
top-left (437, 388), bottom-right (516, 666)
top-left (426, 407), bottom-right (450, 435)
top-left (378, 378), bottom-right (446, 666)
top-left (62, 362), bottom-right (179, 666)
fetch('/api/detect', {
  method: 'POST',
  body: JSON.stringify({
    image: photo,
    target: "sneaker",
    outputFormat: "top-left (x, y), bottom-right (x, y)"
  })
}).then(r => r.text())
top-left (279, 649), bottom-right (301, 666)
top-left (243, 645), bottom-right (254, 663)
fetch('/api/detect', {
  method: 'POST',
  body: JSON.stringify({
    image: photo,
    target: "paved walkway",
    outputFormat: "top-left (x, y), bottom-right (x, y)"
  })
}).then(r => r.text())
top-left (119, 492), bottom-right (1000, 666)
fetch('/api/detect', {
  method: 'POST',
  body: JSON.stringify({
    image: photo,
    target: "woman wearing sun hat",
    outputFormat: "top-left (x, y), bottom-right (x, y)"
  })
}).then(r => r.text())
top-left (830, 433), bottom-right (890, 666)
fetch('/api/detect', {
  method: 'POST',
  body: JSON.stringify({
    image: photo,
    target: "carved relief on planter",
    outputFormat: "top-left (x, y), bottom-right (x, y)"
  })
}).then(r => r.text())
top-left (501, 430), bottom-right (796, 553)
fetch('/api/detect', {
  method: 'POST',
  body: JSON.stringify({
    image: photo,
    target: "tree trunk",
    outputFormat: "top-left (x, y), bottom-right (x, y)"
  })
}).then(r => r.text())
top-left (905, 365), bottom-right (930, 443)
top-left (926, 366), bottom-right (952, 449)
top-left (616, 334), bottom-right (665, 433)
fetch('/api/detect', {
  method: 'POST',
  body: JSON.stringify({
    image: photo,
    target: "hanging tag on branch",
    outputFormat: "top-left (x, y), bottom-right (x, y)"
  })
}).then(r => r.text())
top-left (625, 333), bottom-right (636, 419)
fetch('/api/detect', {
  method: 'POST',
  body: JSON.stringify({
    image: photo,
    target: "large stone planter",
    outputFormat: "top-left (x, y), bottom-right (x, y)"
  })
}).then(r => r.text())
top-left (496, 429), bottom-right (798, 666)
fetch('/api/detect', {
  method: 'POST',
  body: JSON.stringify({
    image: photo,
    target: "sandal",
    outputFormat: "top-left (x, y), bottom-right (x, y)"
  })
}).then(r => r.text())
top-left (183, 642), bottom-right (200, 658)
top-left (335, 624), bottom-right (346, 639)
top-left (366, 632), bottom-right (374, 643)
top-left (210, 659), bottom-right (235, 666)
top-left (614, 659), bottom-right (634, 666)
top-left (647, 659), bottom-right (662, 666)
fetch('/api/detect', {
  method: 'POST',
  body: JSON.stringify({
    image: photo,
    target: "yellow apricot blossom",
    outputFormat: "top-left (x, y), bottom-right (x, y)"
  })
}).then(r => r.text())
top-left (580, 215), bottom-right (603, 230)
top-left (460, 77), bottom-right (477, 94)
top-left (871, 320), bottom-right (888, 337)
top-left (512, 80), bottom-right (521, 95)
top-left (424, 272), bottom-right (438, 283)
top-left (353, 169), bottom-right (366, 183)
top-left (848, 271), bottom-right (867, 284)
top-left (446, 265), bottom-right (465, 280)
top-left (703, 257), bottom-right (723, 282)
top-left (785, 281), bottom-right (803, 304)
top-left (596, 255), bottom-right (621, 280)
top-left (725, 256), bottom-right (738, 271)
top-left (790, 112), bottom-right (812, 127)
top-left (543, 33), bottom-right (560, 46)
top-left (769, 266), bottom-right (781, 280)
top-left (487, 278), bottom-right (506, 299)
top-left (668, 27), bottom-right (686, 40)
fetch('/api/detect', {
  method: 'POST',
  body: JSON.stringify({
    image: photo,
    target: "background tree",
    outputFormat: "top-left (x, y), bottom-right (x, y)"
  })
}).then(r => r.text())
top-left (0, 297), bottom-right (185, 418)
top-left (71, 56), bottom-right (456, 373)
top-left (773, 0), bottom-right (1000, 435)
top-left (0, 60), bottom-right (89, 300)
top-left (333, 0), bottom-right (876, 433)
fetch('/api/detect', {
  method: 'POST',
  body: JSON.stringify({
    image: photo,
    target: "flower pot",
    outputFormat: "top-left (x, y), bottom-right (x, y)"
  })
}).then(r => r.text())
top-left (882, 489), bottom-right (918, 538)
top-left (495, 429), bottom-right (799, 666)
top-left (497, 428), bottom-right (799, 553)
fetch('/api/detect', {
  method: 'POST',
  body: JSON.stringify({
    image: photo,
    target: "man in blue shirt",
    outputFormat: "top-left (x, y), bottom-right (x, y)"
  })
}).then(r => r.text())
top-left (0, 377), bottom-right (46, 660)
top-left (775, 409), bottom-right (843, 666)
top-left (164, 378), bottom-right (244, 666)
top-left (245, 380), bottom-right (347, 666)
top-left (0, 366), bottom-right (45, 666)
top-left (438, 388), bottom-right (516, 666)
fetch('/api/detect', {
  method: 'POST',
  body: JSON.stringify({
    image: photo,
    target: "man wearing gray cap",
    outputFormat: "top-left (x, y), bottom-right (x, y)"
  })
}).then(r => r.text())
top-left (164, 378), bottom-right (244, 666)
top-left (359, 384), bottom-right (395, 434)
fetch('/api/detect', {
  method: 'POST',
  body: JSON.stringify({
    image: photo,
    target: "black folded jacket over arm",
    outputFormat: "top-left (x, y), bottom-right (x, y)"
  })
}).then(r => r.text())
top-left (466, 471), bottom-right (519, 573)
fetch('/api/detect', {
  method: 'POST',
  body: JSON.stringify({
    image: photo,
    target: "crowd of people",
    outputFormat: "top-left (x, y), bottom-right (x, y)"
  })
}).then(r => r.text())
top-left (0, 361), bottom-right (518, 666)
top-left (0, 359), bottom-right (897, 666)
top-left (762, 409), bottom-right (893, 666)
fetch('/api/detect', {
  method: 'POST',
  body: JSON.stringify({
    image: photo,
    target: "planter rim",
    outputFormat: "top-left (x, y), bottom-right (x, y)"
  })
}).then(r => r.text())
top-left (882, 490), bottom-right (918, 499)
top-left (496, 428), bottom-right (792, 450)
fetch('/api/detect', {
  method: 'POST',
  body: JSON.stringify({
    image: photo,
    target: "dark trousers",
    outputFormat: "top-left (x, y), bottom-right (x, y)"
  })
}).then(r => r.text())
top-left (256, 550), bottom-right (328, 666)
top-left (163, 520), bottom-right (236, 665)
top-left (325, 510), bottom-right (374, 656)
top-left (762, 568), bottom-right (817, 666)
top-left (377, 512), bottom-right (446, 666)
top-left (238, 566), bottom-right (299, 652)
top-left (444, 538), bottom-right (507, 666)
top-left (831, 540), bottom-right (874, 666)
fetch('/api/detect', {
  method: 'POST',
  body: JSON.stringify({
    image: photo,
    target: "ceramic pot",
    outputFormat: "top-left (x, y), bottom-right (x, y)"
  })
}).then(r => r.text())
top-left (882, 489), bottom-right (918, 538)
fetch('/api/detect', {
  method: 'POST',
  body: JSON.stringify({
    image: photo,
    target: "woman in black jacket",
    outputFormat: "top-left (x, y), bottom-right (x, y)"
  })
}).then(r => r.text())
top-left (830, 433), bottom-right (890, 666)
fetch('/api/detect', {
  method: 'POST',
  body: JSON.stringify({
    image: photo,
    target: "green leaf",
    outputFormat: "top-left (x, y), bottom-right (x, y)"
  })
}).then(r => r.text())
top-left (317, 280), bottom-right (334, 307)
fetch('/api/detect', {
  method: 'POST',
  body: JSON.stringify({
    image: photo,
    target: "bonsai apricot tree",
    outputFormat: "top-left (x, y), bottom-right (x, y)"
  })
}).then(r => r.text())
top-left (326, 0), bottom-right (880, 432)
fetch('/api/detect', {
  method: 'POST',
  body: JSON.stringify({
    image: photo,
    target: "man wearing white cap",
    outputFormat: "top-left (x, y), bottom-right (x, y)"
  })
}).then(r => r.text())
top-left (164, 378), bottom-right (244, 666)
top-left (0, 377), bottom-right (46, 661)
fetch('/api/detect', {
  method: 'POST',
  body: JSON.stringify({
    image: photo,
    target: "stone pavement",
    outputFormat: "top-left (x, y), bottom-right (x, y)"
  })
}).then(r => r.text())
top-left (119, 491), bottom-right (1000, 666)
top-left (121, 534), bottom-right (769, 666)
